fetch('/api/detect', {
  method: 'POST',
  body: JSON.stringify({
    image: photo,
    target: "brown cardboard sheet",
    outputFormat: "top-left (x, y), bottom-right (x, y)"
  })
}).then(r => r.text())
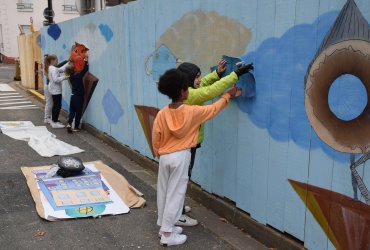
top-left (21, 161), bottom-right (145, 221)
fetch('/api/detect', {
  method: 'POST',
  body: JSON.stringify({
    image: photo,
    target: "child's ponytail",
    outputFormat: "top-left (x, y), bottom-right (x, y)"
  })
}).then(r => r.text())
top-left (43, 54), bottom-right (57, 77)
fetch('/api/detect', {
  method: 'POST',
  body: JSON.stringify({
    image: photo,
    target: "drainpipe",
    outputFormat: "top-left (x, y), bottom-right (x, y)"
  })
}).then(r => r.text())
top-left (47, 0), bottom-right (53, 24)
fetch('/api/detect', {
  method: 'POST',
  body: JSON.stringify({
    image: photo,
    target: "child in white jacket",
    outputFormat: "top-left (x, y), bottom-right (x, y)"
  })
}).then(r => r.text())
top-left (45, 54), bottom-right (69, 128)
top-left (43, 55), bottom-right (69, 124)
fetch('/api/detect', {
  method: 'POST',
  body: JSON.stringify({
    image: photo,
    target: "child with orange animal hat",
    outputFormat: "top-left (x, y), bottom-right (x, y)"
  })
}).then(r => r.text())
top-left (64, 55), bottom-right (89, 133)
top-left (70, 42), bottom-right (89, 73)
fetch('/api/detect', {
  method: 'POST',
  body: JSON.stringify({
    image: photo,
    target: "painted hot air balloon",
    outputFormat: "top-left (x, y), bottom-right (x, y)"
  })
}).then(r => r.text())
top-left (291, 1), bottom-right (370, 249)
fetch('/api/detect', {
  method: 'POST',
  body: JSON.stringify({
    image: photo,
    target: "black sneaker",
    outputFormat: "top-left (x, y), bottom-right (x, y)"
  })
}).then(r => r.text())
top-left (72, 128), bottom-right (81, 132)
top-left (66, 124), bottom-right (72, 133)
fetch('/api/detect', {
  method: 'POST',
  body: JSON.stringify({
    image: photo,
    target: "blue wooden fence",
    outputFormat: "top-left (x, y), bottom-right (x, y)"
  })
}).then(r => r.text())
top-left (41, 0), bottom-right (370, 249)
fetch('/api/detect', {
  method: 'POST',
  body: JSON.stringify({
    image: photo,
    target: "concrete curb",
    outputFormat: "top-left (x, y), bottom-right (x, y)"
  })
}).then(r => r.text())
top-left (28, 89), bottom-right (45, 102)
top-left (27, 87), bottom-right (305, 250)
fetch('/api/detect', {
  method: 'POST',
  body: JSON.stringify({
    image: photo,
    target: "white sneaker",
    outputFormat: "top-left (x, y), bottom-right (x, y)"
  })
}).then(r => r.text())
top-left (158, 226), bottom-right (183, 238)
top-left (51, 122), bottom-right (65, 128)
top-left (184, 205), bottom-right (191, 213)
top-left (44, 118), bottom-right (52, 124)
top-left (160, 233), bottom-right (187, 246)
top-left (175, 214), bottom-right (198, 227)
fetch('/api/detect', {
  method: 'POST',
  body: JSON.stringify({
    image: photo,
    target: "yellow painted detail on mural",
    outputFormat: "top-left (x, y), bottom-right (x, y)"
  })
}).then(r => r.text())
top-left (289, 181), bottom-right (341, 250)
top-left (136, 109), bottom-right (146, 138)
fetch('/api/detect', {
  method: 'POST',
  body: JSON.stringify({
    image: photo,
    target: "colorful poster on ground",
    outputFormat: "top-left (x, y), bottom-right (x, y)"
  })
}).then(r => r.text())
top-left (24, 163), bottom-right (129, 220)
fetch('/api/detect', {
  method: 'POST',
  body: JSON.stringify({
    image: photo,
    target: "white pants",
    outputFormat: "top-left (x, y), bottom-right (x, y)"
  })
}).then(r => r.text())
top-left (44, 85), bottom-right (53, 120)
top-left (157, 149), bottom-right (191, 233)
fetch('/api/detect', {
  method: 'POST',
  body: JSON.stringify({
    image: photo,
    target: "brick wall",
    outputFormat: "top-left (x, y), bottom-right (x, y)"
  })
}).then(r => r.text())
top-left (1, 54), bottom-right (16, 64)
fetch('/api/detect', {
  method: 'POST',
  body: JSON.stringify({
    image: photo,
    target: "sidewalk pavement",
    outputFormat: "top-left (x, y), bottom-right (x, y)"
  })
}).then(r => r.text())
top-left (0, 77), bottom-right (267, 248)
top-left (0, 63), bottom-right (15, 82)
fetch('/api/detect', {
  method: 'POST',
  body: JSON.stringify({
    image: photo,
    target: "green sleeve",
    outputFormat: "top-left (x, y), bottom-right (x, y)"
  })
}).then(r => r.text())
top-left (199, 70), bottom-right (220, 87)
top-left (185, 72), bottom-right (238, 105)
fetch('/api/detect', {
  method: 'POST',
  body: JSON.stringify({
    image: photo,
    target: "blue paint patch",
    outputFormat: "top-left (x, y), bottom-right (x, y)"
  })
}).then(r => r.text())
top-left (236, 11), bottom-right (359, 162)
top-left (62, 44), bottom-right (67, 50)
top-left (98, 24), bottom-right (113, 42)
top-left (36, 35), bottom-right (42, 48)
top-left (47, 24), bottom-right (62, 41)
top-left (151, 45), bottom-right (177, 82)
top-left (102, 89), bottom-right (124, 124)
top-left (40, 35), bottom-right (46, 49)
top-left (328, 74), bottom-right (367, 121)
top-left (62, 98), bottom-right (69, 111)
top-left (211, 55), bottom-right (256, 98)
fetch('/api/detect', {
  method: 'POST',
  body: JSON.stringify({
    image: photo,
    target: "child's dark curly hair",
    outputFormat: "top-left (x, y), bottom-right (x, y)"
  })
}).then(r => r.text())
top-left (158, 69), bottom-right (189, 102)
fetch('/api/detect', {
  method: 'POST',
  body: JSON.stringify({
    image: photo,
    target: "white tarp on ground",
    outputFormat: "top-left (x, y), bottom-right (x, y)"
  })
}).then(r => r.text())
top-left (1, 125), bottom-right (84, 157)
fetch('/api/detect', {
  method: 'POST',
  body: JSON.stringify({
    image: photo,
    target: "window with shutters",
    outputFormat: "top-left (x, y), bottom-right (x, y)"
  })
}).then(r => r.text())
top-left (17, 0), bottom-right (33, 12)
top-left (63, 0), bottom-right (78, 12)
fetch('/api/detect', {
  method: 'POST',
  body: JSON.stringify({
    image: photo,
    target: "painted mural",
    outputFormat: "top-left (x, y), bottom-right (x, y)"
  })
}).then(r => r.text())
top-left (157, 11), bottom-right (251, 74)
top-left (41, 0), bottom-right (370, 249)
top-left (296, 1), bottom-right (370, 248)
top-left (290, 179), bottom-right (370, 250)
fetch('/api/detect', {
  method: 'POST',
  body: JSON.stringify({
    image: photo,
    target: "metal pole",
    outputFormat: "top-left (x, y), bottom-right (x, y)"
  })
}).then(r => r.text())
top-left (35, 62), bottom-right (39, 90)
top-left (48, 0), bottom-right (53, 24)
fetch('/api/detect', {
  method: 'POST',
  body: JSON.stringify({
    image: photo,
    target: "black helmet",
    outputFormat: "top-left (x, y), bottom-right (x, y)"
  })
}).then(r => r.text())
top-left (56, 156), bottom-right (85, 178)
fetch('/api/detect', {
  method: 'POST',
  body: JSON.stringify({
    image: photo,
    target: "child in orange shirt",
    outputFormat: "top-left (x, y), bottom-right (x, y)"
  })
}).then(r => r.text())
top-left (152, 69), bottom-right (237, 246)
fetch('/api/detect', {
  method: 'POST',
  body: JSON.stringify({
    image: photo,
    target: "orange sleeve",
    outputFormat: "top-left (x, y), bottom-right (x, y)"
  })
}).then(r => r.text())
top-left (152, 115), bottom-right (162, 158)
top-left (192, 93), bottom-right (231, 124)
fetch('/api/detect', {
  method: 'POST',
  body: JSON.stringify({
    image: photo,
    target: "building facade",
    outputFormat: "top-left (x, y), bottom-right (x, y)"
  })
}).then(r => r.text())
top-left (0, 0), bottom-right (80, 63)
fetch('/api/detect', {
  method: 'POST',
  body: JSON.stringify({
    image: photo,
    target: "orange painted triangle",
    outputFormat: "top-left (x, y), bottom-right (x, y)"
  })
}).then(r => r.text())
top-left (289, 179), bottom-right (370, 250)
top-left (134, 105), bottom-right (160, 157)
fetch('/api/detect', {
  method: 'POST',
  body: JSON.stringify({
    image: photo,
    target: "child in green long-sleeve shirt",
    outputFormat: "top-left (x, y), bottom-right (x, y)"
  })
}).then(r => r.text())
top-left (176, 60), bottom-right (253, 227)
